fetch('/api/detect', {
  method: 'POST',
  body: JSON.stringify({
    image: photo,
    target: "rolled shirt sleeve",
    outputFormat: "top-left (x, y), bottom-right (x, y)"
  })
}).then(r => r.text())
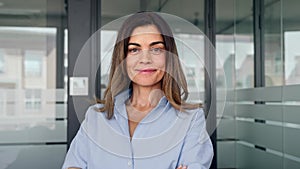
top-left (177, 109), bottom-right (214, 169)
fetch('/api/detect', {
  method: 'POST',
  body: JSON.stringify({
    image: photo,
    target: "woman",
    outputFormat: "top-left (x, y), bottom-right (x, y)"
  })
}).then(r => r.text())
top-left (62, 12), bottom-right (213, 169)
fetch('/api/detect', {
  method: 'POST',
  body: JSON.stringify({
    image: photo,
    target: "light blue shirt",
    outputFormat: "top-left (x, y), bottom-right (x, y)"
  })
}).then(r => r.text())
top-left (62, 90), bottom-right (213, 169)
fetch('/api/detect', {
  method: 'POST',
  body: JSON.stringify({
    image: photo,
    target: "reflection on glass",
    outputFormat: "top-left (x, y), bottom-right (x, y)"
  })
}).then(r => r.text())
top-left (284, 32), bottom-right (300, 85)
top-left (235, 0), bottom-right (254, 89)
top-left (25, 52), bottom-right (43, 77)
top-left (264, 0), bottom-right (283, 86)
top-left (217, 0), bottom-right (254, 89)
top-left (0, 0), bottom-right (66, 168)
top-left (235, 35), bottom-right (254, 88)
top-left (217, 35), bottom-right (235, 89)
top-left (25, 90), bottom-right (42, 111)
top-left (146, 0), bottom-right (205, 31)
top-left (283, 0), bottom-right (300, 85)
top-left (0, 27), bottom-right (66, 134)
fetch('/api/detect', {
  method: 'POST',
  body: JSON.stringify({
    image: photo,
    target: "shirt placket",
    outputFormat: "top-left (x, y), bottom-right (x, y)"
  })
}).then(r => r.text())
top-left (128, 141), bottom-right (135, 169)
top-left (115, 104), bottom-right (135, 169)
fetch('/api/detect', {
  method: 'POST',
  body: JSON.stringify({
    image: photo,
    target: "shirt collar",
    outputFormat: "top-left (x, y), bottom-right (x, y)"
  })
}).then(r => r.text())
top-left (113, 89), bottom-right (131, 120)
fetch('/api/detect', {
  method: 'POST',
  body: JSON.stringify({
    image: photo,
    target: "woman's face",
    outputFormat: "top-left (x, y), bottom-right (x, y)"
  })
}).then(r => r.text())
top-left (126, 25), bottom-right (166, 88)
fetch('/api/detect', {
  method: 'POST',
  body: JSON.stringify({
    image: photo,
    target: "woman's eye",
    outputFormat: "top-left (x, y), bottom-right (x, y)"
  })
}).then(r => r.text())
top-left (128, 48), bottom-right (140, 55)
top-left (150, 48), bottom-right (164, 55)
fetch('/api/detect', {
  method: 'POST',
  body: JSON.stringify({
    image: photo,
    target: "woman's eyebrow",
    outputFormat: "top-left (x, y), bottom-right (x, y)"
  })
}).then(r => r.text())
top-left (128, 43), bottom-right (141, 47)
top-left (150, 41), bottom-right (165, 46)
top-left (128, 41), bottom-right (165, 47)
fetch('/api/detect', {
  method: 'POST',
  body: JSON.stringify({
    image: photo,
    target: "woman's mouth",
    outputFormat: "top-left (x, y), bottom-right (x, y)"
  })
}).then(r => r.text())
top-left (136, 68), bottom-right (157, 74)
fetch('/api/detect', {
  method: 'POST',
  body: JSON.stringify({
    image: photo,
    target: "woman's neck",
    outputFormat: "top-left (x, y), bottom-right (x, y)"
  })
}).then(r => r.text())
top-left (129, 84), bottom-right (164, 110)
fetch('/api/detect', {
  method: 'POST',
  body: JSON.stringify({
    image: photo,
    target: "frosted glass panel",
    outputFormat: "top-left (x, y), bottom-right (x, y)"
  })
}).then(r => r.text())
top-left (0, 145), bottom-right (66, 169)
top-left (236, 104), bottom-right (282, 121)
top-left (55, 103), bottom-right (67, 119)
top-left (284, 128), bottom-right (300, 157)
top-left (0, 89), bottom-right (67, 143)
top-left (284, 105), bottom-right (300, 124)
top-left (0, 121), bottom-right (66, 144)
top-left (284, 158), bottom-right (300, 169)
top-left (215, 0), bottom-right (300, 168)
top-left (222, 102), bottom-right (235, 116)
top-left (236, 87), bottom-right (282, 102)
top-left (236, 143), bottom-right (283, 169)
top-left (283, 85), bottom-right (300, 101)
top-left (237, 121), bottom-right (283, 151)
top-left (217, 141), bottom-right (235, 168)
top-left (217, 118), bottom-right (235, 139)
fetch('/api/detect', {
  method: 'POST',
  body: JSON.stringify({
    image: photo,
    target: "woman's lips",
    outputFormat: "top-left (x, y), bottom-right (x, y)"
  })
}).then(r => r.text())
top-left (136, 68), bottom-right (157, 74)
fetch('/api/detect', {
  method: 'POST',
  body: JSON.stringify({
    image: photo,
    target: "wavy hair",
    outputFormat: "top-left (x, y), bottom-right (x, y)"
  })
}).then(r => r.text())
top-left (98, 12), bottom-right (201, 119)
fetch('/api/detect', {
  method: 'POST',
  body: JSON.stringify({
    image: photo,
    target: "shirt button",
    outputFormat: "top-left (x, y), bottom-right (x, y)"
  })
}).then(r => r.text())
top-left (128, 160), bottom-right (132, 166)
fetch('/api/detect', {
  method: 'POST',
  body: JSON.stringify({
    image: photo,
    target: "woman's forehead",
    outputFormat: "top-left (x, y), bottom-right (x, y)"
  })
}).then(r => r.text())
top-left (130, 25), bottom-right (161, 36)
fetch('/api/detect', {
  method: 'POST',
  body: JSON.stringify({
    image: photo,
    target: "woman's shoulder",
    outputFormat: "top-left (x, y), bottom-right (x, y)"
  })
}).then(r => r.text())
top-left (81, 104), bottom-right (109, 133)
top-left (84, 103), bottom-right (106, 120)
top-left (185, 107), bottom-right (204, 113)
top-left (185, 107), bottom-right (205, 116)
top-left (181, 107), bottom-right (206, 126)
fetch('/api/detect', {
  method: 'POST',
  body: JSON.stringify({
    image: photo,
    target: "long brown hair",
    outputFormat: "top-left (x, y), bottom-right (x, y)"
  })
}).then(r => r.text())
top-left (98, 12), bottom-right (201, 119)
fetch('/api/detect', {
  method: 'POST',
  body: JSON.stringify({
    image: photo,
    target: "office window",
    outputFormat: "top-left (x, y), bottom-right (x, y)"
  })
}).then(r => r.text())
top-left (0, 0), bottom-right (67, 168)
top-left (284, 31), bottom-right (300, 85)
top-left (24, 51), bottom-right (43, 77)
top-left (235, 0), bottom-right (254, 89)
top-left (24, 90), bottom-right (42, 112)
top-left (264, 0), bottom-right (283, 86)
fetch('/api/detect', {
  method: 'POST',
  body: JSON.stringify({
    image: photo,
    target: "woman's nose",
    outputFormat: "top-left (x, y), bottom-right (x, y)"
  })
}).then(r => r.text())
top-left (139, 49), bottom-right (152, 64)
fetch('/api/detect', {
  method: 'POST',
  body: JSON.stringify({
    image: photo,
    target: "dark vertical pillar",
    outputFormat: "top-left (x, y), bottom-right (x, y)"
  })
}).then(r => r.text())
top-left (254, 0), bottom-right (265, 88)
top-left (56, 27), bottom-right (65, 89)
top-left (91, 0), bottom-right (102, 100)
top-left (67, 0), bottom-right (92, 147)
top-left (67, 0), bottom-right (102, 148)
top-left (204, 0), bottom-right (216, 168)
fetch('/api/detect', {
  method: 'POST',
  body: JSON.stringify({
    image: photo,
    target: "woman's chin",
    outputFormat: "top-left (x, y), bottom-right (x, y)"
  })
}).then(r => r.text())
top-left (131, 79), bottom-right (162, 88)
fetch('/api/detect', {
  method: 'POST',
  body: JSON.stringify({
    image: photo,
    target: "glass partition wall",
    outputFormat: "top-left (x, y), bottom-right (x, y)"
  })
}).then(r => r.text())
top-left (0, 0), bottom-right (67, 168)
top-left (216, 0), bottom-right (300, 168)
top-left (2, 0), bottom-right (300, 168)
